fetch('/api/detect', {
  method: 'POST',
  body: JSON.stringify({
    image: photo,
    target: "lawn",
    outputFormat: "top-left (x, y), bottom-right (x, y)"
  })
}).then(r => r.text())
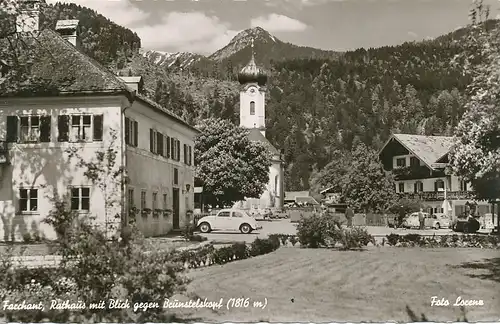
top-left (171, 247), bottom-right (500, 322)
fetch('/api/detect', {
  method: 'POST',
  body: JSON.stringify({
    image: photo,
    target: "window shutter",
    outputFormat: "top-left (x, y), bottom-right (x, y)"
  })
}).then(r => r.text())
top-left (171, 137), bottom-right (175, 159)
top-left (125, 117), bottom-right (130, 145)
top-left (40, 116), bottom-right (51, 142)
top-left (157, 132), bottom-right (164, 156)
top-left (93, 115), bottom-right (103, 141)
top-left (183, 144), bottom-right (187, 163)
top-left (166, 136), bottom-right (171, 158)
top-left (6, 116), bottom-right (18, 143)
top-left (57, 115), bottom-right (69, 142)
top-left (434, 181), bottom-right (438, 192)
top-left (133, 121), bottom-right (138, 147)
top-left (149, 129), bottom-right (154, 153)
top-left (188, 146), bottom-right (192, 165)
top-left (176, 140), bottom-right (180, 161)
top-left (414, 182), bottom-right (417, 193)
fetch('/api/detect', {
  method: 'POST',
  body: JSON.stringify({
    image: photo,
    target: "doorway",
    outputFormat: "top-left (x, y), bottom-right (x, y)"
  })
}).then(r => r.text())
top-left (172, 188), bottom-right (180, 229)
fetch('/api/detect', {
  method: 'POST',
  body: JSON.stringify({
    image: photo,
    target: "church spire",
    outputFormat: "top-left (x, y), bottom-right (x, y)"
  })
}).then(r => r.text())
top-left (237, 37), bottom-right (267, 86)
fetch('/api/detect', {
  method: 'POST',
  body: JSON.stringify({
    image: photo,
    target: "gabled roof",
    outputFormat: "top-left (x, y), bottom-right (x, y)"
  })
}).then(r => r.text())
top-left (379, 133), bottom-right (454, 170)
top-left (0, 29), bottom-right (131, 97)
top-left (295, 196), bottom-right (319, 205)
top-left (284, 191), bottom-right (310, 201)
top-left (247, 128), bottom-right (281, 159)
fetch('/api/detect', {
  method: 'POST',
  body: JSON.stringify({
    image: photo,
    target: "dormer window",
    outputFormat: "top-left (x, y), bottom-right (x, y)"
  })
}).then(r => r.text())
top-left (250, 101), bottom-right (255, 115)
top-left (396, 158), bottom-right (406, 168)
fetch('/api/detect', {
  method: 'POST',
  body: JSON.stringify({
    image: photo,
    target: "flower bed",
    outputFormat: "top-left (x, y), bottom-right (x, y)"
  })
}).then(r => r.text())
top-left (171, 237), bottom-right (281, 269)
top-left (384, 233), bottom-right (500, 248)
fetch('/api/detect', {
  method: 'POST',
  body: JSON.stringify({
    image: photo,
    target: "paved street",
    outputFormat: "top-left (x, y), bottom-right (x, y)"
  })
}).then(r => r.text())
top-left (198, 219), bottom-right (461, 243)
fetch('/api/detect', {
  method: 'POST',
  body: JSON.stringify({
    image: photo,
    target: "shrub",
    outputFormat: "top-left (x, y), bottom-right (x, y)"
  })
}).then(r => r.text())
top-left (182, 224), bottom-right (196, 241)
top-left (250, 238), bottom-right (278, 256)
top-left (296, 213), bottom-right (329, 248)
top-left (386, 234), bottom-right (400, 246)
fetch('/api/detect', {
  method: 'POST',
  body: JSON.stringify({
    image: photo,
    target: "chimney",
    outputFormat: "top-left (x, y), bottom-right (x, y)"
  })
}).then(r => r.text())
top-left (55, 20), bottom-right (80, 47)
top-left (118, 76), bottom-right (144, 94)
top-left (16, 0), bottom-right (40, 33)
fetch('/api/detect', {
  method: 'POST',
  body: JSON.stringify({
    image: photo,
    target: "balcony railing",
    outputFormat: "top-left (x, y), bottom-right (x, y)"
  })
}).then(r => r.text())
top-left (398, 191), bottom-right (476, 201)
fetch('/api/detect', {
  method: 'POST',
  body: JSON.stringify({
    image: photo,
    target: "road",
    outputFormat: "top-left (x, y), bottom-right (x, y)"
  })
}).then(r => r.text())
top-left (199, 219), bottom-right (463, 244)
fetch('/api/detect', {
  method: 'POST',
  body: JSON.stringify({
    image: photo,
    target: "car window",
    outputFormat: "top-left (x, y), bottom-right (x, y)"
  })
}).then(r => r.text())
top-left (218, 211), bottom-right (230, 217)
top-left (232, 211), bottom-right (244, 218)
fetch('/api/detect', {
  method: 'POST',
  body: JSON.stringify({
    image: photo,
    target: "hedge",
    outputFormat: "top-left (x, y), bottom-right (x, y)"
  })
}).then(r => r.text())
top-left (384, 233), bottom-right (500, 248)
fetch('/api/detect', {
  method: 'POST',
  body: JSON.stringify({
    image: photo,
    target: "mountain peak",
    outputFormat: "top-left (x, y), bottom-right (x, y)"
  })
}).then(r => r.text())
top-left (210, 27), bottom-right (279, 60)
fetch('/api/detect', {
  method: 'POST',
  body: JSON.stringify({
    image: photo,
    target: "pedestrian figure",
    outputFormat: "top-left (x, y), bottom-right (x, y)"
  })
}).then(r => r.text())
top-left (345, 205), bottom-right (354, 228)
top-left (418, 208), bottom-right (425, 230)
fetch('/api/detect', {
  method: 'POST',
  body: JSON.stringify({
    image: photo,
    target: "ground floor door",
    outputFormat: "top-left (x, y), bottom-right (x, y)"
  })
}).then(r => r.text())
top-left (173, 188), bottom-right (180, 229)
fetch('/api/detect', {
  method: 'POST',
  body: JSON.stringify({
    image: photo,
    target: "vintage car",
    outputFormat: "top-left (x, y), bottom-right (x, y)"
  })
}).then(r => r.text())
top-left (402, 212), bottom-right (430, 228)
top-left (451, 215), bottom-right (480, 233)
top-left (427, 213), bottom-right (451, 229)
top-left (196, 209), bottom-right (262, 234)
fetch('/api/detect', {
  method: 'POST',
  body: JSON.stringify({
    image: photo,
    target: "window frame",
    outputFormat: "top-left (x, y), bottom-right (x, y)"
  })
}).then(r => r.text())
top-left (250, 101), bottom-right (255, 115)
top-left (140, 190), bottom-right (147, 210)
top-left (398, 182), bottom-right (405, 193)
top-left (18, 187), bottom-right (39, 213)
top-left (69, 186), bottom-right (91, 212)
top-left (396, 158), bottom-right (406, 168)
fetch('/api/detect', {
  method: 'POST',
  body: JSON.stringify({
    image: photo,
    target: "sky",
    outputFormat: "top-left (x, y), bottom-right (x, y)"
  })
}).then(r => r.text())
top-left (45, 0), bottom-right (500, 55)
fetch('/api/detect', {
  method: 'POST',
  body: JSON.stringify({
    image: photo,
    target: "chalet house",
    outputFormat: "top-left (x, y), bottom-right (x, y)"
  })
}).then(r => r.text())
top-left (0, 2), bottom-right (198, 241)
top-left (379, 134), bottom-right (491, 218)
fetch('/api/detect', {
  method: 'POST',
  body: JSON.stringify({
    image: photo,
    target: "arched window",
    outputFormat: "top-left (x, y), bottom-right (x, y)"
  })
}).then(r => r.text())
top-left (250, 101), bottom-right (255, 115)
top-left (274, 175), bottom-right (279, 194)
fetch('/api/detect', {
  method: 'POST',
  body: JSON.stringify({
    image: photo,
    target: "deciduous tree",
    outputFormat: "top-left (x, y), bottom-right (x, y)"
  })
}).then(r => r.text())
top-left (194, 118), bottom-right (272, 207)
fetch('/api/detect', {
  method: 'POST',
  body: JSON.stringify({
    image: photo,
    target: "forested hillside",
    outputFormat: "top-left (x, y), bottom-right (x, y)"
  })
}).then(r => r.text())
top-left (40, 2), bottom-right (141, 68)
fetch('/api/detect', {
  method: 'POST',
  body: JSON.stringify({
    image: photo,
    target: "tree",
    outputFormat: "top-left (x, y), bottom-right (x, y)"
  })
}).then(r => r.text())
top-left (194, 118), bottom-right (272, 207)
top-left (341, 143), bottom-right (396, 213)
top-left (449, 0), bottom-right (500, 201)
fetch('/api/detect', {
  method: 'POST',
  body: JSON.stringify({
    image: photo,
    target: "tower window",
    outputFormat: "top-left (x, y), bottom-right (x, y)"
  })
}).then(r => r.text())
top-left (250, 101), bottom-right (255, 115)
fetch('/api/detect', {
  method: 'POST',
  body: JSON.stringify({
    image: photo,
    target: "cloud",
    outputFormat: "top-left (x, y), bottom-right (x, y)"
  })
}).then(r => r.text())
top-left (250, 14), bottom-right (307, 32)
top-left (135, 12), bottom-right (238, 54)
top-left (46, 0), bottom-right (148, 27)
top-left (407, 31), bottom-right (418, 38)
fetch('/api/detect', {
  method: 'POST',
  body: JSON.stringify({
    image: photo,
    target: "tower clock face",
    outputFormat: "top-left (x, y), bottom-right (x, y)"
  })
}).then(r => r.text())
top-left (248, 87), bottom-right (257, 96)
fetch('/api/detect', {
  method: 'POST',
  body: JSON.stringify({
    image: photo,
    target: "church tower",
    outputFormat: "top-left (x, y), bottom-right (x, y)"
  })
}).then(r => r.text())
top-left (238, 39), bottom-right (268, 136)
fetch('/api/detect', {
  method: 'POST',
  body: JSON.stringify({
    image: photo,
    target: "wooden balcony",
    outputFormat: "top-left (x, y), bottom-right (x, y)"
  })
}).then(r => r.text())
top-left (398, 191), bottom-right (475, 201)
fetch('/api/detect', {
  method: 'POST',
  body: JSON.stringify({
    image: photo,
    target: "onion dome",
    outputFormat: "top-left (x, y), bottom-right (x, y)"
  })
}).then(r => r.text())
top-left (237, 39), bottom-right (267, 86)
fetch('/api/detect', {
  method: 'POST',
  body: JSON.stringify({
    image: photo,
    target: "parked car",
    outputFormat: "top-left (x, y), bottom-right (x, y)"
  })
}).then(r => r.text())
top-left (451, 215), bottom-right (480, 233)
top-left (479, 213), bottom-right (496, 230)
top-left (403, 212), bottom-right (430, 228)
top-left (196, 209), bottom-right (262, 234)
top-left (427, 213), bottom-right (451, 229)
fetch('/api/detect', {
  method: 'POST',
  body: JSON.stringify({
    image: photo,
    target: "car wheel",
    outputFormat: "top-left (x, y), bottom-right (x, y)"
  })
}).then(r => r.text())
top-left (434, 223), bottom-right (440, 230)
top-left (240, 223), bottom-right (252, 234)
top-left (199, 222), bottom-right (211, 233)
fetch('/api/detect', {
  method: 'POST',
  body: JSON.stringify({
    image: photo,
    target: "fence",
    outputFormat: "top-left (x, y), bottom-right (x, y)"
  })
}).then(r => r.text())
top-left (290, 210), bottom-right (395, 227)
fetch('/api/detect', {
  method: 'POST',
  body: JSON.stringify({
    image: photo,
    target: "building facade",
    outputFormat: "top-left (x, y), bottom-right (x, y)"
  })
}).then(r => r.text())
top-left (0, 7), bottom-right (197, 241)
top-left (234, 40), bottom-right (285, 210)
top-left (379, 134), bottom-right (491, 219)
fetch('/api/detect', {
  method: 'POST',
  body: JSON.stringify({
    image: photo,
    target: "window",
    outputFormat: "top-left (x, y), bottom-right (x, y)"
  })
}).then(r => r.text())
top-left (157, 132), bottom-right (164, 156)
top-left (410, 157), bottom-right (420, 167)
top-left (250, 101), bottom-right (255, 115)
top-left (188, 146), bottom-right (192, 166)
top-left (150, 129), bottom-right (157, 154)
top-left (58, 114), bottom-right (103, 142)
top-left (173, 168), bottom-right (179, 185)
top-left (183, 144), bottom-right (188, 164)
top-left (125, 117), bottom-right (138, 147)
top-left (163, 193), bottom-right (168, 209)
top-left (128, 188), bottom-right (134, 209)
top-left (165, 135), bottom-right (171, 159)
top-left (413, 181), bottom-right (423, 193)
top-left (70, 187), bottom-right (90, 211)
top-left (152, 192), bottom-right (158, 210)
top-left (19, 188), bottom-right (38, 212)
top-left (460, 180), bottom-right (468, 191)
top-left (170, 138), bottom-right (180, 161)
top-left (434, 180), bottom-right (445, 192)
top-left (6, 115), bottom-right (51, 143)
top-left (232, 211), bottom-right (244, 218)
top-left (396, 158), bottom-right (406, 167)
top-left (218, 211), bottom-right (230, 217)
top-left (140, 190), bottom-right (147, 210)
top-left (398, 183), bottom-right (405, 193)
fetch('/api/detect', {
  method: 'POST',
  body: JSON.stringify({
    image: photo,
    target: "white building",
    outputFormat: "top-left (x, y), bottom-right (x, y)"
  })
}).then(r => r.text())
top-left (379, 133), bottom-right (492, 218)
top-left (0, 4), bottom-right (198, 241)
top-left (234, 40), bottom-right (285, 210)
